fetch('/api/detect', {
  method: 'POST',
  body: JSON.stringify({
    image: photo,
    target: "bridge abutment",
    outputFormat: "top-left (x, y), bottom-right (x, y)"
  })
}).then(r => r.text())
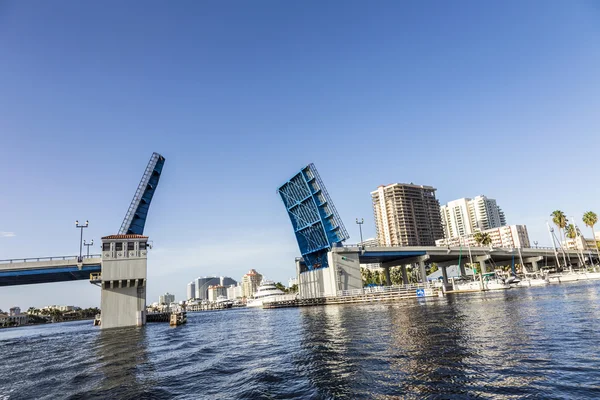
top-left (99, 234), bottom-right (148, 329)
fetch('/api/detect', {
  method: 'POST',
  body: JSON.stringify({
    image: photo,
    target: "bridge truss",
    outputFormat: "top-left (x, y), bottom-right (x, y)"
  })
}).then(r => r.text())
top-left (278, 163), bottom-right (349, 271)
top-left (119, 152), bottom-right (166, 235)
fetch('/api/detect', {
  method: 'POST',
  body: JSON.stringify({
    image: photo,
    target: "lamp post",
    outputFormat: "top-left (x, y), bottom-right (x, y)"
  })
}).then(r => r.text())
top-left (534, 241), bottom-right (538, 249)
top-left (355, 218), bottom-right (364, 247)
top-left (83, 239), bottom-right (94, 258)
top-left (75, 220), bottom-right (89, 262)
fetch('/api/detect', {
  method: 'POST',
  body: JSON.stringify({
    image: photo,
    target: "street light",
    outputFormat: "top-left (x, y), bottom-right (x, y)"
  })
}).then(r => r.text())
top-left (75, 220), bottom-right (89, 262)
top-left (83, 239), bottom-right (94, 258)
top-left (534, 241), bottom-right (538, 248)
top-left (356, 218), bottom-right (364, 247)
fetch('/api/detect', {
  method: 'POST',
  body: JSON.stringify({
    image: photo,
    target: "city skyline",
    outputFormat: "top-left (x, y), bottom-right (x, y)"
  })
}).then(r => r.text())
top-left (2, 2), bottom-right (600, 309)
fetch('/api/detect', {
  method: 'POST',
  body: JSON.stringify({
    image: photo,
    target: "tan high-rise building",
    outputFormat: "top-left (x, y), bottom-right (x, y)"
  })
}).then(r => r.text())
top-left (371, 183), bottom-right (443, 246)
top-left (241, 269), bottom-right (263, 298)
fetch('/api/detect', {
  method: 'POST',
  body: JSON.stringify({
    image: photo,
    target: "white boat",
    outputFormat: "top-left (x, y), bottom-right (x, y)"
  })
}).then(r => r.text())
top-left (246, 280), bottom-right (289, 308)
top-left (482, 272), bottom-right (511, 290)
top-left (548, 271), bottom-right (600, 283)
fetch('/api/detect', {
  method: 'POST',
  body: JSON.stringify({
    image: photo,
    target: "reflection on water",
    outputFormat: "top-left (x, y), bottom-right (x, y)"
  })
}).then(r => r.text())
top-left (2, 282), bottom-right (600, 399)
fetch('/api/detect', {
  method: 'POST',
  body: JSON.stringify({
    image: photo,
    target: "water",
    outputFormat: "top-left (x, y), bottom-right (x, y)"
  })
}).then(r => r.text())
top-left (2, 282), bottom-right (600, 399)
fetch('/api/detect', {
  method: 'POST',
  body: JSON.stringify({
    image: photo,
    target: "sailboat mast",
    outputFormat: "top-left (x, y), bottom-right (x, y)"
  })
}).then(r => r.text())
top-left (547, 222), bottom-right (562, 270)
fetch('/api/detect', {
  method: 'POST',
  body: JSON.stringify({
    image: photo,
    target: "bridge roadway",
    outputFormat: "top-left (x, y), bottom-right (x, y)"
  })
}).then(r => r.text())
top-left (0, 255), bottom-right (102, 286)
top-left (341, 245), bottom-right (588, 267)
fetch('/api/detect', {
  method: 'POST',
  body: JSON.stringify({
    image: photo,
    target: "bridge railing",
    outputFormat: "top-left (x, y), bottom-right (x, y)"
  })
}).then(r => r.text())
top-left (0, 254), bottom-right (102, 264)
top-left (335, 282), bottom-right (432, 298)
top-left (342, 243), bottom-right (566, 251)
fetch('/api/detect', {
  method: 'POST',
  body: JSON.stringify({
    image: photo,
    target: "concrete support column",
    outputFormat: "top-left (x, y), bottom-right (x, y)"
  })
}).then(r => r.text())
top-left (401, 265), bottom-right (409, 284)
top-left (479, 260), bottom-right (487, 274)
top-left (531, 260), bottom-right (539, 272)
top-left (384, 266), bottom-right (392, 286)
top-left (441, 265), bottom-right (448, 285)
top-left (419, 261), bottom-right (427, 284)
top-left (459, 263), bottom-right (467, 277)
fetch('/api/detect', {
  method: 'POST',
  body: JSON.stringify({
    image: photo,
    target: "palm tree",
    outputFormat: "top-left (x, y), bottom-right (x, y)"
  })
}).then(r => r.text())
top-left (473, 232), bottom-right (492, 247)
top-left (583, 211), bottom-right (600, 266)
top-left (551, 210), bottom-right (568, 244)
top-left (565, 224), bottom-right (577, 240)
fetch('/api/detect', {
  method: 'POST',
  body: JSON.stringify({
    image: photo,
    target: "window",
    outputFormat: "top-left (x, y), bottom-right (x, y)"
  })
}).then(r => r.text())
top-left (115, 243), bottom-right (123, 251)
top-left (102, 243), bottom-right (111, 251)
top-left (127, 242), bottom-right (135, 251)
top-left (140, 242), bottom-right (146, 250)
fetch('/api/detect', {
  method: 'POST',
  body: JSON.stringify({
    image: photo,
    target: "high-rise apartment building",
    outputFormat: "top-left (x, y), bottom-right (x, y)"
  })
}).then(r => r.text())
top-left (207, 285), bottom-right (228, 302)
top-left (195, 277), bottom-right (220, 300)
top-left (435, 225), bottom-right (530, 248)
top-left (241, 269), bottom-right (263, 298)
top-left (220, 277), bottom-right (237, 287)
top-left (440, 195), bottom-right (506, 239)
top-left (371, 183), bottom-right (443, 246)
top-left (186, 281), bottom-right (196, 300)
top-left (226, 283), bottom-right (243, 300)
top-left (159, 292), bottom-right (175, 305)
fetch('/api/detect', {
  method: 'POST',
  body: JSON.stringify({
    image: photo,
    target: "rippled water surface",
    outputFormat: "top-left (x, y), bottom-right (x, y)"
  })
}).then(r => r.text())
top-left (2, 281), bottom-right (600, 399)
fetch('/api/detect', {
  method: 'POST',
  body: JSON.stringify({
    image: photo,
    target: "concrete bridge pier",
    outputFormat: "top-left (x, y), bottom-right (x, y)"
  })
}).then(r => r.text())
top-left (441, 264), bottom-right (448, 285)
top-left (476, 255), bottom-right (491, 274)
top-left (401, 265), bottom-right (409, 284)
top-left (459, 262), bottom-right (467, 277)
top-left (418, 260), bottom-right (427, 284)
top-left (524, 256), bottom-right (543, 272)
top-left (383, 265), bottom-right (392, 286)
top-left (99, 234), bottom-right (149, 329)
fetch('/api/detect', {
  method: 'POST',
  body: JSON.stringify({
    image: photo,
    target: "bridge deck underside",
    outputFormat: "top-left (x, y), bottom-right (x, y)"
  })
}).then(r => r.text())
top-left (0, 264), bottom-right (101, 286)
top-left (359, 251), bottom-right (428, 264)
top-left (356, 248), bottom-right (585, 266)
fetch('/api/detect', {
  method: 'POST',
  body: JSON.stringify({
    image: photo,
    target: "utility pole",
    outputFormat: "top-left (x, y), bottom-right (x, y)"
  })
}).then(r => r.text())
top-left (356, 218), bottom-right (364, 248)
top-left (75, 220), bottom-right (89, 262)
top-left (84, 239), bottom-right (94, 258)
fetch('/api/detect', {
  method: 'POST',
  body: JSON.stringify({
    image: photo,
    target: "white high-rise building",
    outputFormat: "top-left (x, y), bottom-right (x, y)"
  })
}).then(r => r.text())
top-left (436, 225), bottom-right (530, 248)
top-left (159, 292), bottom-right (175, 305)
top-left (226, 283), bottom-right (243, 300)
top-left (440, 195), bottom-right (506, 239)
top-left (186, 281), bottom-right (196, 300)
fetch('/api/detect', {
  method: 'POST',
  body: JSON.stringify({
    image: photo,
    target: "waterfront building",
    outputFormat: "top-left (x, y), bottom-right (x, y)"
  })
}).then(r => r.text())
top-left (372, 183), bottom-right (443, 246)
top-left (288, 277), bottom-right (298, 288)
top-left (435, 225), bottom-right (530, 248)
top-left (0, 312), bottom-right (28, 326)
top-left (159, 292), bottom-right (175, 305)
top-left (220, 276), bottom-right (237, 287)
top-left (186, 281), bottom-right (195, 300)
top-left (207, 285), bottom-right (227, 302)
top-left (195, 276), bottom-right (220, 300)
top-left (562, 232), bottom-right (600, 251)
top-left (440, 195), bottom-right (506, 239)
top-left (9, 306), bottom-right (20, 316)
top-left (241, 269), bottom-right (263, 298)
top-left (226, 283), bottom-right (243, 300)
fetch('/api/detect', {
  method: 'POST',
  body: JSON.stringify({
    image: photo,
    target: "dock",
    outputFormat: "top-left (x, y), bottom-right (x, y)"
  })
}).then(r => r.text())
top-left (147, 311), bottom-right (187, 325)
top-left (263, 284), bottom-right (441, 309)
top-left (185, 302), bottom-right (234, 312)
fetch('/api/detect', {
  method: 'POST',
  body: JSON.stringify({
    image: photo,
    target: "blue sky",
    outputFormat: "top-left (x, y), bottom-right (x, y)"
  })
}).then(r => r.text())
top-left (1, 1), bottom-right (600, 309)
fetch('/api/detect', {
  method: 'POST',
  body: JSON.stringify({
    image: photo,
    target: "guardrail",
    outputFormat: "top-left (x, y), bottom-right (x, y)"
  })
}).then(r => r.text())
top-left (0, 254), bottom-right (102, 264)
top-left (335, 283), bottom-right (431, 298)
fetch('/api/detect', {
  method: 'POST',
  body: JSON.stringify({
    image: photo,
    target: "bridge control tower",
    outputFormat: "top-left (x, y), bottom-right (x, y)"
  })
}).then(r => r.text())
top-left (100, 234), bottom-right (148, 329)
top-left (97, 152), bottom-right (165, 329)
